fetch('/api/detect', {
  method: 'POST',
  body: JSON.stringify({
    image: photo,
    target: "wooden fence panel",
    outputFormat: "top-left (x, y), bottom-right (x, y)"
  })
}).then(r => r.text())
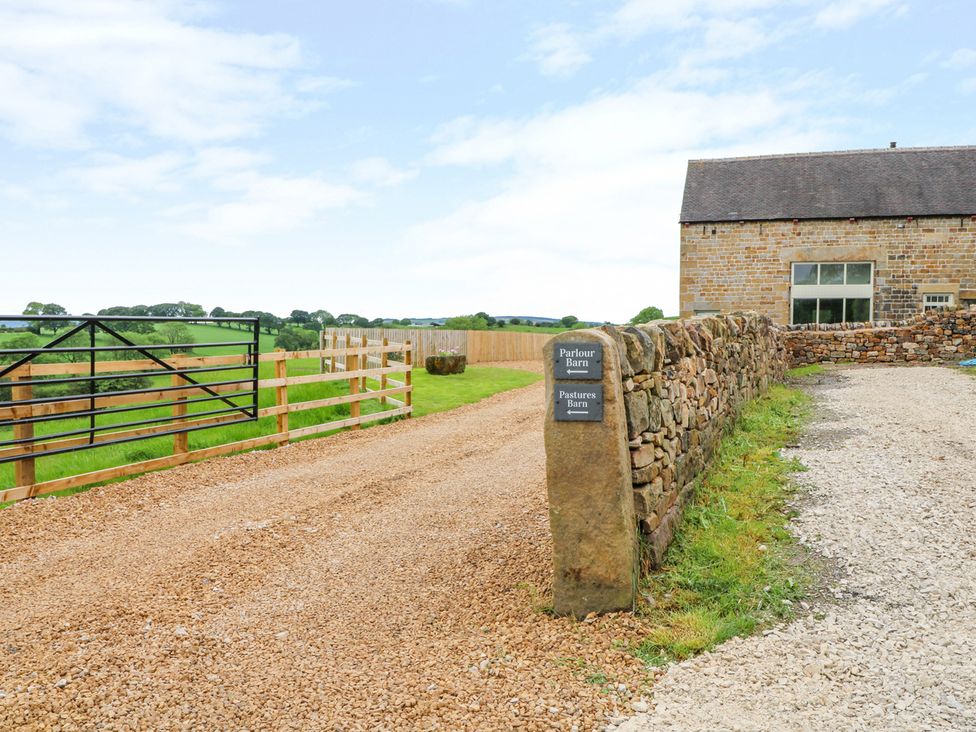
top-left (321, 328), bottom-right (550, 364)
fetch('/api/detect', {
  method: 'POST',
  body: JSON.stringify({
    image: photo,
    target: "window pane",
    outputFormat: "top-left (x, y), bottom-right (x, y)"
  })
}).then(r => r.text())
top-left (793, 263), bottom-right (817, 285)
top-left (818, 298), bottom-right (844, 324)
top-left (846, 262), bottom-right (872, 284)
top-left (845, 298), bottom-right (870, 321)
top-left (792, 299), bottom-right (817, 324)
top-left (820, 263), bottom-right (845, 285)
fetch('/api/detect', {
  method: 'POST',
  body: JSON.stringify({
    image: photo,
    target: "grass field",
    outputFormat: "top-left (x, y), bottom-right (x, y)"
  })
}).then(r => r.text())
top-left (633, 382), bottom-right (812, 665)
top-left (1, 323), bottom-right (542, 501)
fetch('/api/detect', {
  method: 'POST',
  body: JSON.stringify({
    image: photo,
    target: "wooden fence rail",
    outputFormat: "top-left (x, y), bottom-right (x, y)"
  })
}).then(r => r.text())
top-left (321, 328), bottom-right (551, 365)
top-left (0, 342), bottom-right (413, 504)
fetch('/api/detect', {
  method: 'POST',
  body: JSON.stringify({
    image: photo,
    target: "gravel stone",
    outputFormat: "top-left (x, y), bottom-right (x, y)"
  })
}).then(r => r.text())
top-left (0, 380), bottom-right (655, 731)
top-left (617, 366), bottom-right (976, 732)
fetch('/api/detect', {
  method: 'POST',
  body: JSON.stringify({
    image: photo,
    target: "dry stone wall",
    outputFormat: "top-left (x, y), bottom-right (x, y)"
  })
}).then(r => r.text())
top-left (785, 307), bottom-right (976, 365)
top-left (601, 313), bottom-right (786, 570)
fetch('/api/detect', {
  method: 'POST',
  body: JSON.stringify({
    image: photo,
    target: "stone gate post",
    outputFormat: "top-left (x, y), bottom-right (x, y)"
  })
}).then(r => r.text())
top-left (544, 330), bottom-right (636, 616)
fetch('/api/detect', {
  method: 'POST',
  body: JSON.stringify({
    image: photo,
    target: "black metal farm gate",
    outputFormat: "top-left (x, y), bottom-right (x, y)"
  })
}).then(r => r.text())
top-left (0, 315), bottom-right (259, 465)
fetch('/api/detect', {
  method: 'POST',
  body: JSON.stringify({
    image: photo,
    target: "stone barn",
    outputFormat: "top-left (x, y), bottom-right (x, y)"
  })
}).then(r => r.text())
top-left (678, 145), bottom-right (976, 324)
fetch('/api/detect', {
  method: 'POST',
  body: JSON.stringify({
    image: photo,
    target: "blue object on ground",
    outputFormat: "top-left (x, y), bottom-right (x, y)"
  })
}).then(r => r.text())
top-left (960, 358), bottom-right (976, 367)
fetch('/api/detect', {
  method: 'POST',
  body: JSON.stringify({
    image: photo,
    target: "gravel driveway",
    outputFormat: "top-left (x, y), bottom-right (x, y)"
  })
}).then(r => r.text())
top-left (0, 380), bottom-right (655, 731)
top-left (618, 366), bottom-right (976, 732)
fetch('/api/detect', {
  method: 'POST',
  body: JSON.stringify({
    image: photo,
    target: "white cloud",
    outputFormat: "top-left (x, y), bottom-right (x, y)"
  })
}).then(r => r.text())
top-left (177, 171), bottom-right (364, 243)
top-left (415, 78), bottom-right (834, 319)
top-left (349, 157), bottom-right (418, 187)
top-left (943, 48), bottom-right (976, 70)
top-left (192, 147), bottom-right (274, 177)
top-left (525, 0), bottom-right (906, 78)
top-left (66, 152), bottom-right (188, 196)
top-left (525, 23), bottom-right (593, 77)
top-left (0, 0), bottom-right (351, 148)
top-left (814, 0), bottom-right (903, 29)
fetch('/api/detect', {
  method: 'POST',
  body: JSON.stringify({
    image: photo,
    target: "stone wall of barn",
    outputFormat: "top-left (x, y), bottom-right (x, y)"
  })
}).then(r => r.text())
top-left (679, 216), bottom-right (976, 322)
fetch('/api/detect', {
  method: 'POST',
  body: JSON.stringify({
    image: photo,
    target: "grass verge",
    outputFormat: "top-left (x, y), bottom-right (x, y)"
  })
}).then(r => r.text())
top-left (633, 382), bottom-right (812, 666)
top-left (786, 364), bottom-right (825, 378)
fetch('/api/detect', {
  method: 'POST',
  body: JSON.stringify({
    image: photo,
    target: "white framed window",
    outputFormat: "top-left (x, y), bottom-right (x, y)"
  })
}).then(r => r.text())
top-left (790, 262), bottom-right (873, 325)
top-left (923, 293), bottom-right (953, 310)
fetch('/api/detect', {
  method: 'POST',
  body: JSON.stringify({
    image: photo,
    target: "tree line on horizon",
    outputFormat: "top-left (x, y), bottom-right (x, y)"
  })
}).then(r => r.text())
top-left (8, 302), bottom-right (667, 353)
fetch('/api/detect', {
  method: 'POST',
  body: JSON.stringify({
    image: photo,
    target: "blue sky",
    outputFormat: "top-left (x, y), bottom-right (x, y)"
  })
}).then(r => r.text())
top-left (2, 0), bottom-right (975, 322)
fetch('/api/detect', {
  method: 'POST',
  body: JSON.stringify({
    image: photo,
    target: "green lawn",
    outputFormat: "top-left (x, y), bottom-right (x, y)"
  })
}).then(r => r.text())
top-left (633, 383), bottom-right (813, 666)
top-left (1, 322), bottom-right (542, 501)
top-left (410, 366), bottom-right (540, 417)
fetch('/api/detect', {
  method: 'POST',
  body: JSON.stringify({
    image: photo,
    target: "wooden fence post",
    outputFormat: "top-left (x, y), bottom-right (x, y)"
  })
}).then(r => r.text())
top-left (274, 348), bottom-right (289, 445)
top-left (12, 368), bottom-right (36, 493)
top-left (405, 340), bottom-right (413, 418)
top-left (331, 332), bottom-right (338, 373)
top-left (360, 334), bottom-right (368, 393)
top-left (319, 330), bottom-right (325, 374)
top-left (172, 369), bottom-right (188, 455)
top-left (380, 337), bottom-right (389, 406)
top-left (347, 333), bottom-right (360, 429)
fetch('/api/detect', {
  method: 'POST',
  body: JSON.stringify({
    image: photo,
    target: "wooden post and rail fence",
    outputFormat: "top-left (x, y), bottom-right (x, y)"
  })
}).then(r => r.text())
top-left (0, 339), bottom-right (413, 504)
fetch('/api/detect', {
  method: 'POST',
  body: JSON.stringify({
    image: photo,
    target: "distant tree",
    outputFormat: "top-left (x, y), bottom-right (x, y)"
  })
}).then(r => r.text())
top-left (336, 313), bottom-right (360, 326)
top-left (158, 322), bottom-right (194, 353)
top-left (560, 315), bottom-right (579, 329)
top-left (445, 314), bottom-right (489, 330)
top-left (289, 309), bottom-right (312, 326)
top-left (95, 305), bottom-right (155, 333)
top-left (38, 303), bottom-right (69, 333)
top-left (496, 319), bottom-right (507, 327)
top-left (274, 326), bottom-right (318, 351)
top-left (259, 312), bottom-right (282, 334)
top-left (509, 317), bottom-right (521, 325)
top-left (311, 310), bottom-right (336, 328)
top-left (534, 321), bottom-right (547, 327)
top-left (147, 303), bottom-right (178, 317)
top-left (178, 301), bottom-right (206, 318)
top-left (368, 318), bottom-right (384, 328)
top-left (398, 318), bottom-right (412, 326)
top-left (629, 306), bottom-right (664, 325)
top-left (144, 302), bottom-right (202, 318)
top-left (474, 311), bottom-right (497, 327)
top-left (210, 306), bottom-right (227, 326)
top-left (353, 316), bottom-right (370, 328)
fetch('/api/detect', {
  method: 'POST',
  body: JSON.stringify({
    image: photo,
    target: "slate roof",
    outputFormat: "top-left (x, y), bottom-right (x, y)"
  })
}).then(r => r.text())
top-left (679, 145), bottom-right (976, 223)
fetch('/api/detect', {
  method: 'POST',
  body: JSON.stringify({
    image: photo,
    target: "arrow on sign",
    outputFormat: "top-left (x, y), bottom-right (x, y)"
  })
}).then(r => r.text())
top-left (567, 410), bottom-right (589, 415)
top-left (565, 369), bottom-right (590, 374)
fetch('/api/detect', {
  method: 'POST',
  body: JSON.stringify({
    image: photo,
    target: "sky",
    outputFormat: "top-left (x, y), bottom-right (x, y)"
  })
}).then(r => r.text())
top-left (2, 0), bottom-right (975, 323)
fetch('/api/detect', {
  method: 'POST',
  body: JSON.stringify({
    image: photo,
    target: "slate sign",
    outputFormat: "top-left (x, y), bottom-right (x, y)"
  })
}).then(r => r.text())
top-left (554, 383), bottom-right (604, 422)
top-left (553, 342), bottom-right (603, 380)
